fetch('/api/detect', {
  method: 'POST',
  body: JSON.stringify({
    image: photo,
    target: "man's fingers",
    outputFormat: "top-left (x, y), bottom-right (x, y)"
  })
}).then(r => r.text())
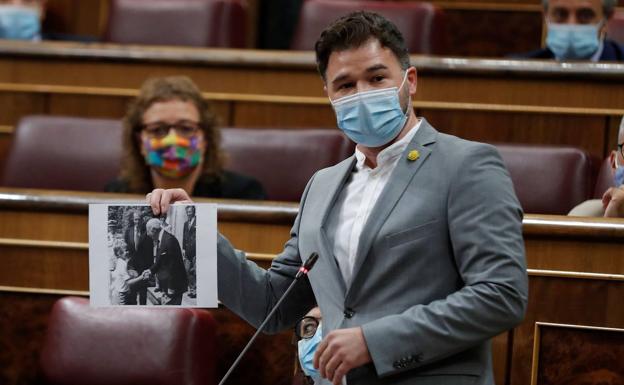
top-left (317, 340), bottom-right (335, 378)
top-left (146, 188), bottom-right (193, 215)
top-left (324, 354), bottom-right (342, 383)
top-left (332, 362), bottom-right (348, 385)
top-left (148, 189), bottom-right (163, 215)
top-left (313, 337), bottom-right (328, 369)
top-left (602, 187), bottom-right (616, 209)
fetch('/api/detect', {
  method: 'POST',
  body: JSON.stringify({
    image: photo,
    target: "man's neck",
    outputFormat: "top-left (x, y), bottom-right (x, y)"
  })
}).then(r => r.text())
top-left (357, 114), bottom-right (419, 169)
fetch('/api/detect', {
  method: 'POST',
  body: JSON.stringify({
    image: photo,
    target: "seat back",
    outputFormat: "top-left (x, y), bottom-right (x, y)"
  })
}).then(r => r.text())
top-left (105, 0), bottom-right (246, 48)
top-left (221, 128), bottom-right (354, 201)
top-left (290, 0), bottom-right (446, 54)
top-left (39, 296), bottom-right (217, 385)
top-left (607, 10), bottom-right (624, 46)
top-left (496, 144), bottom-right (597, 215)
top-left (1, 115), bottom-right (123, 191)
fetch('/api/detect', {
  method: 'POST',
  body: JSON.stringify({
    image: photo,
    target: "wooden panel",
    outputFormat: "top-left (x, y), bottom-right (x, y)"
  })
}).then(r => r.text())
top-left (511, 275), bottom-right (624, 385)
top-left (531, 322), bottom-right (624, 385)
top-left (0, 92), bottom-right (46, 125)
top-left (233, 102), bottom-right (336, 127)
top-left (492, 332), bottom-right (511, 385)
top-left (48, 94), bottom-right (129, 119)
top-left (0, 246), bottom-right (87, 291)
top-left (423, 109), bottom-right (608, 159)
top-left (45, 0), bottom-right (107, 38)
top-left (443, 9), bottom-right (542, 57)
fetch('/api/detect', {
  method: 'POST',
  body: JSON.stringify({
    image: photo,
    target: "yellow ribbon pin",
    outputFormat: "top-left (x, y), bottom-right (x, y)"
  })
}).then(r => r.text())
top-left (407, 150), bottom-right (420, 161)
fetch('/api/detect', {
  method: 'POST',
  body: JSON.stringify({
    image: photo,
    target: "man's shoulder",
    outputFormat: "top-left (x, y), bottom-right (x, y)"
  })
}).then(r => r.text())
top-left (600, 39), bottom-right (624, 61)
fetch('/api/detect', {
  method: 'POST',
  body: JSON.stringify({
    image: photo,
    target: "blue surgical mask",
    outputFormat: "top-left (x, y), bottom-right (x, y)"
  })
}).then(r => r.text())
top-left (298, 322), bottom-right (322, 380)
top-left (331, 72), bottom-right (410, 147)
top-left (0, 5), bottom-right (40, 41)
top-left (546, 22), bottom-right (602, 60)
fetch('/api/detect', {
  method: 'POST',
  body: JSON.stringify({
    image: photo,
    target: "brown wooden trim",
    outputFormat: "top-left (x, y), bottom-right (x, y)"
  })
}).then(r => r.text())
top-left (4, 188), bottom-right (624, 236)
top-left (0, 125), bottom-right (13, 134)
top-left (0, 285), bottom-right (88, 296)
top-left (530, 322), bottom-right (541, 385)
top-left (1, 83), bottom-right (622, 116)
top-left (0, 41), bottom-right (623, 78)
top-left (0, 238), bottom-right (87, 249)
top-left (527, 269), bottom-right (624, 281)
top-left (432, 1), bottom-right (542, 12)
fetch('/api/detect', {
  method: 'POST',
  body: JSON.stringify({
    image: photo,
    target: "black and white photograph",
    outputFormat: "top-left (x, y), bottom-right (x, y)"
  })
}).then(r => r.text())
top-left (89, 203), bottom-right (217, 307)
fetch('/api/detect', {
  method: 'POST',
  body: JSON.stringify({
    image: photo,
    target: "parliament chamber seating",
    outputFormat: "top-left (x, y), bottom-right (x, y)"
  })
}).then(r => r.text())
top-left (496, 145), bottom-right (598, 215)
top-left (290, 0), bottom-right (447, 54)
top-left (607, 10), bottom-right (624, 46)
top-left (0, 115), bottom-right (604, 213)
top-left (1, 116), bottom-right (123, 192)
top-left (221, 128), bottom-right (355, 201)
top-left (39, 296), bottom-right (217, 385)
top-left (105, 0), bottom-right (247, 48)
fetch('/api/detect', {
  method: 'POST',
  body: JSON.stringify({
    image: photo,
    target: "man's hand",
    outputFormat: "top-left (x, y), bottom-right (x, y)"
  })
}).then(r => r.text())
top-left (602, 187), bottom-right (624, 217)
top-left (146, 188), bottom-right (194, 215)
top-left (141, 269), bottom-right (151, 280)
top-left (314, 327), bottom-right (372, 385)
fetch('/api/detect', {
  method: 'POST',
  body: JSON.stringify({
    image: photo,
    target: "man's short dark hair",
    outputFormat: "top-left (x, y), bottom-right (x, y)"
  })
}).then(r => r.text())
top-left (314, 11), bottom-right (410, 81)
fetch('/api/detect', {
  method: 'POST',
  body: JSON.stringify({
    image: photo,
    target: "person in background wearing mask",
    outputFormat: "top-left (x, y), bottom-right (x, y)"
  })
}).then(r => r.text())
top-left (0, 0), bottom-right (45, 41)
top-left (106, 76), bottom-right (266, 200)
top-left (148, 12), bottom-right (527, 385)
top-left (516, 0), bottom-right (623, 61)
top-left (569, 117), bottom-right (624, 217)
top-left (294, 307), bottom-right (322, 385)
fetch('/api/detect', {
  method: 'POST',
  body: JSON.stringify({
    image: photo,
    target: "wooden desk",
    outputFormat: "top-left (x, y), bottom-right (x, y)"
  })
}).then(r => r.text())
top-left (0, 42), bottom-right (623, 164)
top-left (1, 187), bottom-right (623, 385)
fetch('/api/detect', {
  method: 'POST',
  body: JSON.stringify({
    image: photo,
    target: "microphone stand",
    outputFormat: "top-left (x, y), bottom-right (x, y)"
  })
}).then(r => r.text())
top-left (218, 253), bottom-right (319, 385)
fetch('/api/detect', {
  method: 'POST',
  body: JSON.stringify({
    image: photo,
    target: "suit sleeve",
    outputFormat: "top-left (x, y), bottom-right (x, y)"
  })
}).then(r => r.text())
top-left (214, 174), bottom-right (317, 333)
top-left (361, 144), bottom-right (528, 377)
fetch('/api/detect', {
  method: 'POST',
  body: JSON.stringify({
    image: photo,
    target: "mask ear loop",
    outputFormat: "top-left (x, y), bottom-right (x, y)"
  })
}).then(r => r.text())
top-left (398, 70), bottom-right (411, 117)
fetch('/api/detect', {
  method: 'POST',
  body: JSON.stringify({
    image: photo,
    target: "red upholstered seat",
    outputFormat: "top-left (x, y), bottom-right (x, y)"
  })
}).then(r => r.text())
top-left (39, 296), bottom-right (217, 385)
top-left (221, 128), bottom-right (354, 202)
top-left (290, 0), bottom-right (447, 54)
top-left (607, 10), bottom-right (624, 46)
top-left (1, 115), bottom-right (122, 192)
top-left (496, 144), bottom-right (598, 215)
top-left (105, 0), bottom-right (246, 48)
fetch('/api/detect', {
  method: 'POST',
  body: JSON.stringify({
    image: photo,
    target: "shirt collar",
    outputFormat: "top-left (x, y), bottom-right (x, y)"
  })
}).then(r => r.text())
top-left (354, 119), bottom-right (422, 171)
top-left (590, 38), bottom-right (605, 62)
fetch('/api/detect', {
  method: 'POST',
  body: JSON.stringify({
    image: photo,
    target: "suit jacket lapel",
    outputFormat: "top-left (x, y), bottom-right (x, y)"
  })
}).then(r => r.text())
top-left (346, 121), bottom-right (438, 300)
top-left (315, 155), bottom-right (356, 296)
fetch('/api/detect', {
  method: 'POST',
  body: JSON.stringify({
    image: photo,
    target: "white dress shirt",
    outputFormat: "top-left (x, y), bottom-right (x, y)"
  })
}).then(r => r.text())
top-left (325, 120), bottom-right (422, 285)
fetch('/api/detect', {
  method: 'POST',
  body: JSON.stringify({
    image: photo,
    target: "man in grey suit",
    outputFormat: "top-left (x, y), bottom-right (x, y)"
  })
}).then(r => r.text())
top-left (147, 11), bottom-right (528, 385)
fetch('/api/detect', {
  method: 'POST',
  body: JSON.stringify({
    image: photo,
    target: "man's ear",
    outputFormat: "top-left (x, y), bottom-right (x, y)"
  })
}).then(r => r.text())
top-left (609, 150), bottom-right (617, 171)
top-left (407, 66), bottom-right (418, 96)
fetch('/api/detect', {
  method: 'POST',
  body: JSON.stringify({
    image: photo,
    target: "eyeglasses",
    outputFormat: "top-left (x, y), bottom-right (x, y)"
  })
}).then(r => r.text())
top-left (141, 121), bottom-right (201, 139)
top-left (618, 143), bottom-right (624, 159)
top-left (294, 316), bottom-right (320, 340)
top-left (547, 7), bottom-right (600, 24)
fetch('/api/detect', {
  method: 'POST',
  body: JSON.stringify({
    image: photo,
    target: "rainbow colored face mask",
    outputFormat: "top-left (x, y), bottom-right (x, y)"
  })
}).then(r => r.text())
top-left (142, 132), bottom-right (202, 178)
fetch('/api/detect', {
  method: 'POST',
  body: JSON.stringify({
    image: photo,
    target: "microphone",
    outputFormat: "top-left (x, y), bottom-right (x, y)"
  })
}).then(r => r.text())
top-left (218, 253), bottom-right (319, 385)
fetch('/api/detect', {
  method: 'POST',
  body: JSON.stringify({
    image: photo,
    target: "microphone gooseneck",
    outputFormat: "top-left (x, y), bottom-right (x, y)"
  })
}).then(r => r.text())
top-left (218, 253), bottom-right (319, 385)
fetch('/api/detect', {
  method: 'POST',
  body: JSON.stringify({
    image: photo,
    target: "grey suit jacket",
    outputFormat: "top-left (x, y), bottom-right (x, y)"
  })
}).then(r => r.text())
top-left (216, 120), bottom-right (528, 385)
